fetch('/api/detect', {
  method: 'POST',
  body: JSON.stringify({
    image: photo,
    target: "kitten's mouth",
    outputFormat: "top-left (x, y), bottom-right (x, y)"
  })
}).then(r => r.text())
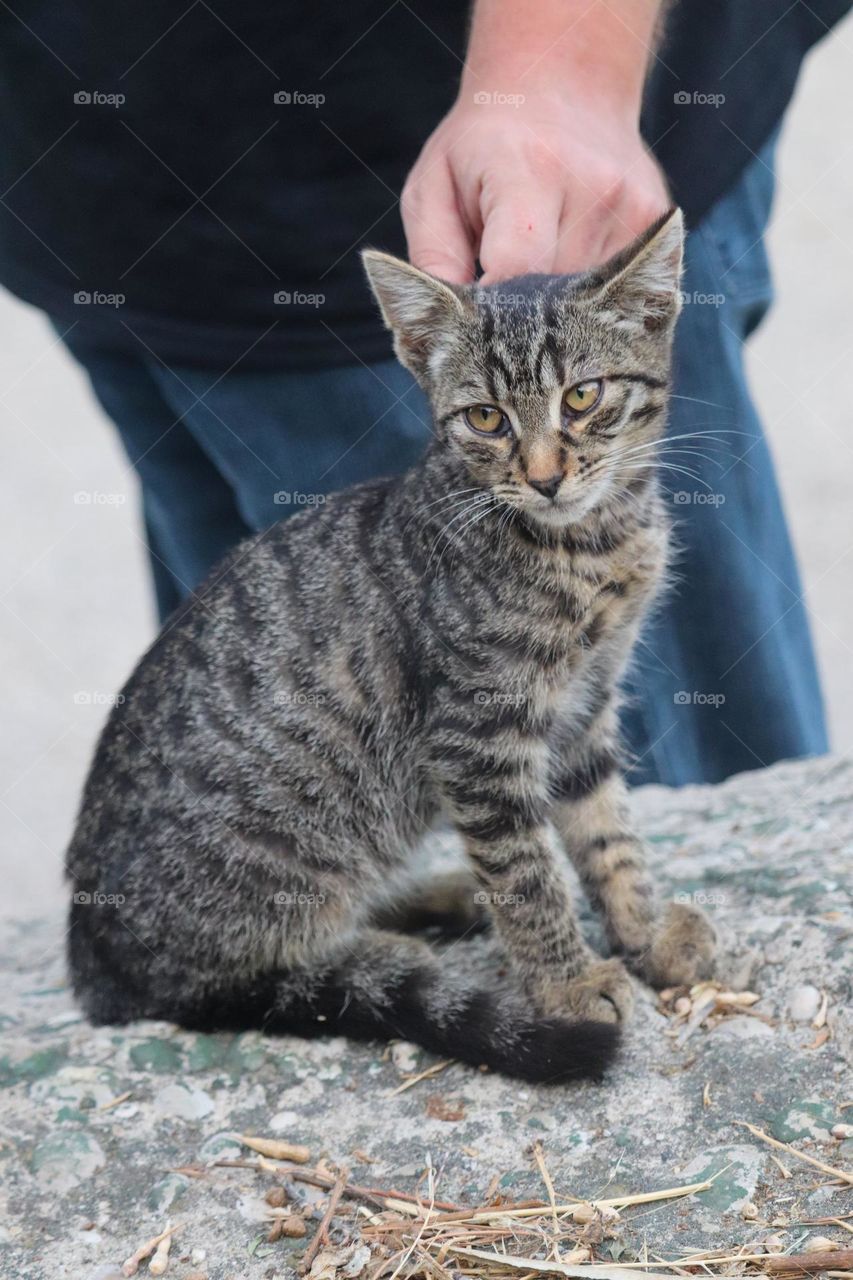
top-left (532, 503), bottom-right (583, 527)
top-left (524, 488), bottom-right (603, 527)
top-left (491, 475), bottom-right (612, 530)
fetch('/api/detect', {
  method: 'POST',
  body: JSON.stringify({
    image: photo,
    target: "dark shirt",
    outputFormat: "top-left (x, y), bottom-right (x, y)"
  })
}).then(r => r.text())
top-left (0, 1), bottom-right (849, 370)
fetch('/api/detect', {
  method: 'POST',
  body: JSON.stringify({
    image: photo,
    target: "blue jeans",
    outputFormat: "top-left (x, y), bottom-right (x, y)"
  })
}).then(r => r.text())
top-left (57, 139), bottom-right (827, 786)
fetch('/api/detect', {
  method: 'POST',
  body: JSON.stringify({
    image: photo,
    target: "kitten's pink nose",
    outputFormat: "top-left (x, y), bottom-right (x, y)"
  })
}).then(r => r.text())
top-left (528, 473), bottom-right (563, 500)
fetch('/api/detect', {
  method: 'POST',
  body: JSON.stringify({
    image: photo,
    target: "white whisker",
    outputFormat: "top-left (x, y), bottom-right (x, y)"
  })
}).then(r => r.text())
top-left (434, 497), bottom-right (505, 574)
top-left (609, 461), bottom-right (712, 490)
top-left (405, 487), bottom-right (486, 536)
top-left (668, 394), bottom-right (731, 410)
top-left (426, 494), bottom-right (497, 572)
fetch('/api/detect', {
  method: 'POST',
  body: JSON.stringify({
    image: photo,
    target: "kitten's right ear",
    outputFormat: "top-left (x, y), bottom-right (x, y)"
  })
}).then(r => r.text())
top-left (362, 250), bottom-right (466, 381)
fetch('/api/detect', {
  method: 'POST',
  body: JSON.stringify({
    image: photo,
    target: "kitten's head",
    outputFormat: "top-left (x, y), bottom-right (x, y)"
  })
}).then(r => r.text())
top-left (364, 210), bottom-right (683, 529)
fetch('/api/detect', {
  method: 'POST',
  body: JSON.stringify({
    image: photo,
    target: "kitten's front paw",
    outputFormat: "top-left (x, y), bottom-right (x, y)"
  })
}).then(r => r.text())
top-left (632, 902), bottom-right (717, 988)
top-left (560, 958), bottom-right (635, 1025)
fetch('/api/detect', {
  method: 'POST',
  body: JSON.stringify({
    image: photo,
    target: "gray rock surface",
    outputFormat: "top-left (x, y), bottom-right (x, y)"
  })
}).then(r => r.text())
top-left (1, 755), bottom-right (851, 1280)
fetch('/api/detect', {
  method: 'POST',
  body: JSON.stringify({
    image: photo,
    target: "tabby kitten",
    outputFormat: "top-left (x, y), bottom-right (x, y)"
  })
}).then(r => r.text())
top-left (67, 209), bottom-right (716, 1084)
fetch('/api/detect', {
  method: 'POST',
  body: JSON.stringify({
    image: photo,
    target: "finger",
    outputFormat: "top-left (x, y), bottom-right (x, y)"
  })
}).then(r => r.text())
top-left (554, 181), bottom-right (671, 274)
top-left (596, 195), bottom-right (670, 263)
top-left (552, 203), bottom-right (612, 274)
top-left (477, 185), bottom-right (563, 283)
top-left (402, 157), bottom-right (477, 284)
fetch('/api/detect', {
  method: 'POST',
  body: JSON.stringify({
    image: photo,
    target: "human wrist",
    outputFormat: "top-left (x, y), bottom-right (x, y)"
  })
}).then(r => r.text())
top-left (458, 0), bottom-right (662, 125)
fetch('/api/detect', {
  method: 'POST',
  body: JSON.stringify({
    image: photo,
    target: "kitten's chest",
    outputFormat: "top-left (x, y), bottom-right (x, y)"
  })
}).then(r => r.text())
top-left (537, 545), bottom-right (658, 655)
top-left (518, 535), bottom-right (665, 705)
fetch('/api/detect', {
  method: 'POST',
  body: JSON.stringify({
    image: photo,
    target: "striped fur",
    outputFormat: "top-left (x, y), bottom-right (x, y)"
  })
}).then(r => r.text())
top-left (66, 210), bottom-right (715, 1083)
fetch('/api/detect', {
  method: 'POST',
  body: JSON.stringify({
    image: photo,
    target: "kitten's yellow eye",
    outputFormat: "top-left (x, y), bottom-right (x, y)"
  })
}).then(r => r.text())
top-left (465, 405), bottom-right (506, 434)
top-left (563, 379), bottom-right (603, 416)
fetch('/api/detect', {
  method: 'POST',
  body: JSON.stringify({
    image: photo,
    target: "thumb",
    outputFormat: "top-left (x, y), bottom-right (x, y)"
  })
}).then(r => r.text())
top-left (402, 157), bottom-right (476, 284)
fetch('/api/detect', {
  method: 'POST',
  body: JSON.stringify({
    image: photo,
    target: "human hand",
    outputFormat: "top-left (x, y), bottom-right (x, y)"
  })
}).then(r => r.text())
top-left (400, 0), bottom-right (670, 283)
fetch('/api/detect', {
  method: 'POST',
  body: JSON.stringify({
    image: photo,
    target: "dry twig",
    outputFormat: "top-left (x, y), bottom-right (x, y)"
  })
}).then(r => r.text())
top-left (148, 1229), bottom-right (172, 1276)
top-left (98, 1090), bottom-right (133, 1112)
top-left (765, 1248), bottom-right (853, 1275)
top-left (446, 1247), bottom-right (675, 1280)
top-left (240, 1134), bottom-right (311, 1163)
top-left (300, 1167), bottom-right (349, 1274)
top-left (735, 1122), bottom-right (853, 1187)
top-left (121, 1223), bottom-right (183, 1277)
top-left (390, 1060), bottom-right (455, 1096)
top-left (212, 1159), bottom-right (463, 1212)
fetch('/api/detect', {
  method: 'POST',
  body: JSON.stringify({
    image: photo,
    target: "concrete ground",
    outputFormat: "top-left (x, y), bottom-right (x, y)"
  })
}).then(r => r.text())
top-left (1, 15), bottom-right (853, 922)
top-left (2, 753), bottom-right (852, 1279)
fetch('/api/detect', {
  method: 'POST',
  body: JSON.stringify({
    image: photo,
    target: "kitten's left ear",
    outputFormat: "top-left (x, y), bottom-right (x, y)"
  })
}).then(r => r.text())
top-left (362, 250), bottom-right (466, 381)
top-left (586, 208), bottom-right (684, 331)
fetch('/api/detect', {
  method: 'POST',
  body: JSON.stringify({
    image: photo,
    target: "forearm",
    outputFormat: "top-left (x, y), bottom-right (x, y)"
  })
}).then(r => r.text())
top-left (460, 0), bottom-right (666, 117)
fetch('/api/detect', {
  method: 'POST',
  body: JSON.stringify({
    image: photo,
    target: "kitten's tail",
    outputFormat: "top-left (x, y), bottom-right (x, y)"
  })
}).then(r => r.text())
top-left (177, 931), bottom-right (620, 1085)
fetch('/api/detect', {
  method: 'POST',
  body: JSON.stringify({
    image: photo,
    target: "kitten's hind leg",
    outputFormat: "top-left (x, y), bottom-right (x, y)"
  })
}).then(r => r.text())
top-left (371, 870), bottom-right (491, 938)
top-left (166, 927), bottom-right (619, 1084)
top-left (71, 896), bottom-right (619, 1083)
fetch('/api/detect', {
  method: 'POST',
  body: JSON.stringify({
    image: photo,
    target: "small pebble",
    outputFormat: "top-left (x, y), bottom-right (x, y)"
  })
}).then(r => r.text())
top-left (741, 1201), bottom-right (760, 1220)
top-left (762, 1235), bottom-right (785, 1253)
top-left (280, 1215), bottom-right (308, 1238)
top-left (674, 996), bottom-right (692, 1016)
top-left (787, 984), bottom-right (821, 1022)
top-left (831, 1123), bottom-right (853, 1139)
top-left (265, 1186), bottom-right (289, 1207)
top-left (560, 1248), bottom-right (591, 1264)
top-left (390, 1041), bottom-right (419, 1074)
